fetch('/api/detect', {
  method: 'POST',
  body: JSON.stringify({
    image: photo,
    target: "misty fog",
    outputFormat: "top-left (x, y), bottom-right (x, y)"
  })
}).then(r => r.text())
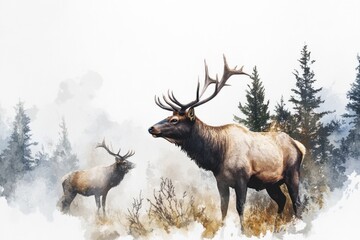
top-left (1, 0), bottom-right (360, 239)
top-left (0, 69), bottom-right (359, 239)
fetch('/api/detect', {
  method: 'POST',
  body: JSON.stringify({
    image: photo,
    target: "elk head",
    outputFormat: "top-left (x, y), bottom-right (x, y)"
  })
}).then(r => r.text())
top-left (96, 139), bottom-right (135, 172)
top-left (148, 55), bottom-right (250, 144)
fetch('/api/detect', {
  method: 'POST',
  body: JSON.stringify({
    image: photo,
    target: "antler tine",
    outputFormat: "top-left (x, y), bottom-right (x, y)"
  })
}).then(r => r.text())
top-left (154, 56), bottom-right (249, 112)
top-left (177, 81), bottom-right (201, 112)
top-left (95, 138), bottom-right (105, 148)
top-left (96, 139), bottom-right (119, 157)
top-left (168, 90), bottom-right (183, 108)
top-left (162, 94), bottom-right (181, 112)
top-left (191, 79), bottom-right (220, 108)
top-left (155, 96), bottom-right (175, 111)
top-left (167, 85), bottom-right (203, 113)
top-left (191, 55), bottom-right (249, 109)
top-left (156, 62), bottom-right (214, 113)
top-left (220, 55), bottom-right (250, 89)
top-left (122, 149), bottom-right (135, 159)
top-left (130, 150), bottom-right (135, 158)
top-left (163, 81), bottom-right (202, 113)
top-left (200, 60), bottom-right (218, 97)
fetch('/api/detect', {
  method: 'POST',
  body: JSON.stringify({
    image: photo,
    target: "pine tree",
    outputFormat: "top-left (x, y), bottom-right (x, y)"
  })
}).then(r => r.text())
top-left (0, 107), bottom-right (9, 151)
top-left (344, 123), bottom-right (360, 159)
top-left (51, 118), bottom-right (79, 178)
top-left (314, 123), bottom-right (334, 165)
top-left (271, 96), bottom-right (296, 134)
top-left (0, 154), bottom-right (4, 193)
top-left (290, 45), bottom-right (333, 208)
top-left (345, 55), bottom-right (360, 119)
top-left (322, 120), bottom-right (347, 190)
top-left (343, 54), bottom-right (360, 159)
top-left (234, 66), bottom-right (270, 131)
top-left (33, 146), bottom-right (58, 185)
top-left (290, 45), bottom-right (331, 157)
top-left (0, 101), bottom-right (37, 198)
top-left (314, 122), bottom-right (340, 190)
top-left (333, 137), bottom-right (349, 177)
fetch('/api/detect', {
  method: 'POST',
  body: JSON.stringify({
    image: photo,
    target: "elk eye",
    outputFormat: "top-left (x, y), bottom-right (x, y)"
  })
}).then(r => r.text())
top-left (170, 118), bottom-right (178, 124)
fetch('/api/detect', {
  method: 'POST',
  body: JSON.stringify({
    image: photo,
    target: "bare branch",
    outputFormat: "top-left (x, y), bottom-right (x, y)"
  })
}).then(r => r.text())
top-left (126, 191), bottom-right (149, 236)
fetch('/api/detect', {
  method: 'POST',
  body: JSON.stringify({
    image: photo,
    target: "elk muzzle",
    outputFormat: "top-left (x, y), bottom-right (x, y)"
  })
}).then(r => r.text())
top-left (148, 126), bottom-right (160, 137)
top-left (123, 161), bottom-right (135, 173)
top-left (148, 118), bottom-right (168, 138)
top-left (148, 113), bottom-right (195, 145)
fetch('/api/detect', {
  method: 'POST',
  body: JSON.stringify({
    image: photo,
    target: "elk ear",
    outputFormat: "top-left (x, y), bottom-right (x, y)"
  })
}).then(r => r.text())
top-left (187, 108), bottom-right (196, 122)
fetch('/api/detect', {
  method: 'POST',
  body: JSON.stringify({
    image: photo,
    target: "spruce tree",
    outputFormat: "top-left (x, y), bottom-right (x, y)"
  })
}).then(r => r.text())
top-left (290, 45), bottom-right (331, 157)
top-left (322, 120), bottom-right (347, 189)
top-left (0, 101), bottom-right (37, 198)
top-left (271, 96), bottom-right (296, 134)
top-left (314, 123), bottom-right (334, 165)
top-left (0, 154), bottom-right (4, 193)
top-left (290, 45), bottom-right (333, 208)
top-left (0, 107), bottom-right (9, 151)
top-left (51, 118), bottom-right (79, 178)
top-left (234, 66), bottom-right (270, 131)
top-left (32, 146), bottom-right (59, 186)
top-left (343, 54), bottom-right (360, 159)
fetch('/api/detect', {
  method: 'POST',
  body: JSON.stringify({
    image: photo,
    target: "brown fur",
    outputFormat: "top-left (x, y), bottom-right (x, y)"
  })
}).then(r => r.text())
top-left (149, 111), bottom-right (305, 229)
top-left (149, 57), bottom-right (305, 230)
top-left (58, 160), bottom-right (134, 215)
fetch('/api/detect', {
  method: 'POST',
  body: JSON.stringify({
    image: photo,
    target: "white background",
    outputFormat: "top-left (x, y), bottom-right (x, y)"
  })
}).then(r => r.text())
top-left (1, 0), bottom-right (359, 128)
top-left (1, 1), bottom-right (360, 239)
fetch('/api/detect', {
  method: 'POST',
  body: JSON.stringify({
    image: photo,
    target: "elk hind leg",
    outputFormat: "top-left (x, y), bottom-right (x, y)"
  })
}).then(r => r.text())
top-left (285, 170), bottom-right (301, 218)
top-left (266, 184), bottom-right (286, 215)
top-left (266, 184), bottom-right (287, 232)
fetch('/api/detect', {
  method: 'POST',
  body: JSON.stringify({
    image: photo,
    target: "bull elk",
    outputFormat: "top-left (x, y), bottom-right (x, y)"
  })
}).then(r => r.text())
top-left (58, 140), bottom-right (135, 215)
top-left (148, 56), bottom-right (306, 229)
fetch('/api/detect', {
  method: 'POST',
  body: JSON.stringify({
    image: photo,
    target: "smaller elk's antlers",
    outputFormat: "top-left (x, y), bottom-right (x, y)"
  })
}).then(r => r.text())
top-left (96, 139), bottom-right (135, 161)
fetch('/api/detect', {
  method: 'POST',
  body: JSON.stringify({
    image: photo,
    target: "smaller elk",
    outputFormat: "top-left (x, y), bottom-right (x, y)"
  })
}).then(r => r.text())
top-left (58, 140), bottom-right (135, 215)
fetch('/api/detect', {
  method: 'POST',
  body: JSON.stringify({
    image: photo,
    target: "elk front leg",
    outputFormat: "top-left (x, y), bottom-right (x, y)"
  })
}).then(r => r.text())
top-left (95, 195), bottom-right (101, 213)
top-left (234, 177), bottom-right (248, 229)
top-left (58, 191), bottom-right (77, 213)
top-left (216, 181), bottom-right (230, 221)
top-left (101, 191), bottom-right (108, 216)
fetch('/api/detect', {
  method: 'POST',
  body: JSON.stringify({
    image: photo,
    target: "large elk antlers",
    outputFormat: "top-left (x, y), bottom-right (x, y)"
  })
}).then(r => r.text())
top-left (155, 55), bottom-right (250, 113)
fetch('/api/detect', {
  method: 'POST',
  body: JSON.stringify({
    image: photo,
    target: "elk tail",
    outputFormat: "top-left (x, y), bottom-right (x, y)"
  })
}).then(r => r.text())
top-left (292, 140), bottom-right (306, 164)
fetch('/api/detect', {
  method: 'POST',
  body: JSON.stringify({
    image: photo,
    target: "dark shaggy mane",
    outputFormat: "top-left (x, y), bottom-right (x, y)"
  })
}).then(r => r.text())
top-left (180, 119), bottom-right (227, 175)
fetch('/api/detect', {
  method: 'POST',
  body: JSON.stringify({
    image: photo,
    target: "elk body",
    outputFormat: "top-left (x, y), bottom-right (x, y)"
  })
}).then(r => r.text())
top-left (148, 56), bottom-right (306, 228)
top-left (58, 140), bottom-right (135, 215)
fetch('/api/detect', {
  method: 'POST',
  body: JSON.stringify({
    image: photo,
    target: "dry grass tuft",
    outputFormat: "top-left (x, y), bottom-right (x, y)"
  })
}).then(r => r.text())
top-left (243, 187), bottom-right (294, 237)
top-left (124, 177), bottom-right (220, 238)
top-left (123, 177), bottom-right (327, 238)
top-left (147, 177), bottom-right (196, 231)
top-left (126, 192), bottom-right (149, 237)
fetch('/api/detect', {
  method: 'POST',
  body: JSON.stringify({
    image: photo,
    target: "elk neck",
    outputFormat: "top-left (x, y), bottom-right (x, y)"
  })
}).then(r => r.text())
top-left (107, 162), bottom-right (129, 187)
top-left (179, 118), bottom-right (227, 175)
